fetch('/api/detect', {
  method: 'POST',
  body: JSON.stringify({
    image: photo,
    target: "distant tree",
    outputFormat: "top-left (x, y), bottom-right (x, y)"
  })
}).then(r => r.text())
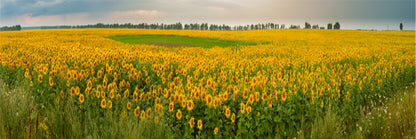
top-left (334, 22), bottom-right (340, 29)
top-left (312, 24), bottom-right (319, 29)
top-left (320, 27), bottom-right (325, 29)
top-left (400, 23), bottom-right (403, 31)
top-left (0, 25), bottom-right (22, 31)
top-left (16, 25), bottom-right (21, 30)
top-left (290, 25), bottom-right (300, 29)
top-left (327, 23), bottom-right (333, 29)
top-left (280, 24), bottom-right (285, 29)
top-left (305, 22), bottom-right (311, 29)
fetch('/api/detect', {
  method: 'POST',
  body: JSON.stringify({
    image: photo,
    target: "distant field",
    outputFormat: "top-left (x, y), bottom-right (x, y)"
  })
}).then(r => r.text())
top-left (108, 35), bottom-right (257, 48)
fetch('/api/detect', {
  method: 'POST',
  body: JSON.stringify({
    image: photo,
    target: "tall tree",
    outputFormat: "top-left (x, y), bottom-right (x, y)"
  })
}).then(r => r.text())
top-left (327, 23), bottom-right (333, 29)
top-left (305, 22), bottom-right (311, 29)
top-left (334, 22), bottom-right (340, 29)
top-left (400, 23), bottom-right (403, 31)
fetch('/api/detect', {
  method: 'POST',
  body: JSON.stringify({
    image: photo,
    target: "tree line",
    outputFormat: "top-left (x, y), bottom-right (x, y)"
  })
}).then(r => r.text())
top-left (2, 22), bottom-right (406, 31)
top-left (1, 22), bottom-right (340, 31)
top-left (0, 25), bottom-right (21, 31)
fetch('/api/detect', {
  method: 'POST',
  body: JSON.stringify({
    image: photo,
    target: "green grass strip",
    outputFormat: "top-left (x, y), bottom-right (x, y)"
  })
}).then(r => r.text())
top-left (107, 35), bottom-right (257, 48)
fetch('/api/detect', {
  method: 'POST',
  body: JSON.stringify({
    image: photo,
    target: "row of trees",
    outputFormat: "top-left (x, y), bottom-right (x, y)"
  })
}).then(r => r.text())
top-left (1, 22), bottom-right (340, 31)
top-left (2, 22), bottom-right (409, 31)
top-left (304, 22), bottom-right (340, 29)
top-left (35, 22), bottom-right (340, 31)
top-left (0, 25), bottom-right (21, 31)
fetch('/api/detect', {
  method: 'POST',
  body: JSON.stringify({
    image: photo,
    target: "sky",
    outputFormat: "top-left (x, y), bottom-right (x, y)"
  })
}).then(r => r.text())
top-left (1, 0), bottom-right (415, 30)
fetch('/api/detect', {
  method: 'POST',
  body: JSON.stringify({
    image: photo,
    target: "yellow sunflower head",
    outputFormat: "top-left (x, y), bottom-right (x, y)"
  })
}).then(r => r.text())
top-left (176, 109), bottom-right (182, 120)
top-left (101, 99), bottom-right (106, 109)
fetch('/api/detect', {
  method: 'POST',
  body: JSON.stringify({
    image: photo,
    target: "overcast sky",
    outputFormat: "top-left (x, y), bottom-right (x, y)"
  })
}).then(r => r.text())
top-left (1, 0), bottom-right (415, 30)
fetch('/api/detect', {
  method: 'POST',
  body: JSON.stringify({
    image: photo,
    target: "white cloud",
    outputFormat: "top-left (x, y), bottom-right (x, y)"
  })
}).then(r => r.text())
top-left (98, 10), bottom-right (163, 23)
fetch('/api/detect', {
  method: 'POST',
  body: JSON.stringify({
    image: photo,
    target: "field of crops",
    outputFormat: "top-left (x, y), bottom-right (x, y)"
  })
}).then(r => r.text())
top-left (0, 29), bottom-right (414, 138)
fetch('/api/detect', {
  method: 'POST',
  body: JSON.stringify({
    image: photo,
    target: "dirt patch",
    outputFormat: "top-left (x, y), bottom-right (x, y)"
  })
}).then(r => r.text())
top-left (145, 42), bottom-right (196, 47)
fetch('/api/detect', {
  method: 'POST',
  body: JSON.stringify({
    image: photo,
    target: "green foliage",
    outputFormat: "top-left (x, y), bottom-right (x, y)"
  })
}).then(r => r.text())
top-left (327, 23), bottom-right (333, 30)
top-left (0, 78), bottom-right (172, 138)
top-left (0, 25), bottom-right (21, 31)
top-left (108, 35), bottom-right (257, 48)
top-left (310, 109), bottom-right (345, 139)
top-left (400, 23), bottom-right (403, 31)
top-left (334, 22), bottom-right (340, 29)
top-left (356, 85), bottom-right (415, 138)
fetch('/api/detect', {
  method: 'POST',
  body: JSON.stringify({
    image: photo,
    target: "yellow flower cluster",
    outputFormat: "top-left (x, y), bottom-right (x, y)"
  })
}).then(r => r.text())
top-left (0, 29), bottom-right (414, 137)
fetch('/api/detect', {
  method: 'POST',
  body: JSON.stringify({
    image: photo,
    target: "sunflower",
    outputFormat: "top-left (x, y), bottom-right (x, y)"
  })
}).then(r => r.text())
top-left (133, 106), bottom-right (140, 117)
top-left (197, 120), bottom-right (203, 130)
top-left (97, 85), bottom-right (102, 92)
top-left (140, 110), bottom-right (145, 120)
top-left (255, 92), bottom-right (260, 102)
top-left (157, 104), bottom-right (164, 115)
top-left (225, 108), bottom-right (231, 118)
top-left (71, 87), bottom-right (76, 96)
top-left (79, 94), bottom-right (84, 104)
top-left (321, 101), bottom-right (324, 108)
top-left (30, 81), bottom-right (33, 87)
top-left (121, 110), bottom-right (126, 118)
top-left (85, 88), bottom-right (90, 95)
top-left (76, 87), bottom-right (80, 96)
top-left (38, 74), bottom-right (43, 83)
top-left (346, 91), bottom-right (350, 102)
top-left (274, 90), bottom-right (279, 101)
top-left (87, 80), bottom-right (92, 90)
top-left (169, 102), bottom-right (174, 112)
top-left (101, 91), bottom-right (105, 98)
top-left (248, 94), bottom-right (254, 104)
top-left (116, 94), bottom-right (121, 101)
top-left (67, 71), bottom-right (71, 79)
top-left (187, 100), bottom-right (194, 111)
top-left (214, 127), bottom-right (218, 135)
top-left (127, 102), bottom-right (131, 110)
top-left (268, 100), bottom-right (272, 108)
top-left (243, 89), bottom-right (249, 99)
top-left (96, 90), bottom-right (100, 98)
top-left (49, 77), bottom-right (53, 86)
top-left (103, 80), bottom-right (107, 88)
top-left (246, 106), bottom-right (252, 114)
top-left (60, 91), bottom-right (64, 98)
top-left (146, 108), bottom-right (151, 118)
top-left (101, 99), bottom-right (106, 108)
top-left (176, 109), bottom-right (182, 120)
top-left (213, 98), bottom-right (219, 108)
top-left (282, 89), bottom-right (287, 101)
top-left (110, 90), bottom-right (115, 99)
top-left (189, 117), bottom-right (195, 128)
top-left (146, 77), bottom-right (150, 84)
top-left (231, 113), bottom-right (235, 123)
top-left (240, 103), bottom-right (245, 114)
top-left (24, 69), bottom-right (30, 79)
top-left (108, 100), bottom-right (112, 109)
top-left (124, 89), bottom-right (129, 98)
top-left (154, 116), bottom-right (159, 123)
top-left (181, 100), bottom-right (186, 108)
top-left (261, 93), bottom-right (267, 102)
top-left (206, 94), bottom-right (213, 107)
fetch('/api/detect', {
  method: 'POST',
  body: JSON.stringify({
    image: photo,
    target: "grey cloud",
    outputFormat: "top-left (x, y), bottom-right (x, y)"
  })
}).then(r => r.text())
top-left (1, 0), bottom-right (155, 17)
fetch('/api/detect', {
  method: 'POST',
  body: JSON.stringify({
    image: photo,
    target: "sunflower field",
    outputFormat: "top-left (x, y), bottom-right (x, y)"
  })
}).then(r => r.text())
top-left (0, 29), bottom-right (414, 138)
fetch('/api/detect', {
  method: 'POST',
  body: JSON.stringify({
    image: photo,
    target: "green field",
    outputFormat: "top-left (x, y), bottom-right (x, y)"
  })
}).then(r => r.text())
top-left (108, 35), bottom-right (257, 48)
